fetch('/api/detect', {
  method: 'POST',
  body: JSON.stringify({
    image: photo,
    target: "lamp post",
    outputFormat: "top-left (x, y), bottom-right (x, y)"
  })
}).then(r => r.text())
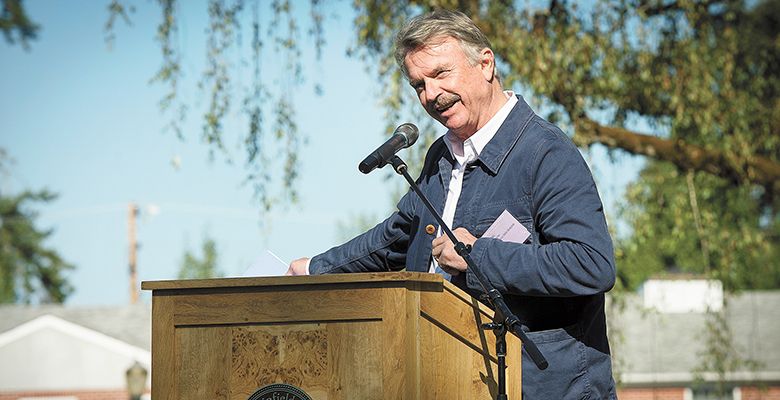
top-left (125, 361), bottom-right (148, 400)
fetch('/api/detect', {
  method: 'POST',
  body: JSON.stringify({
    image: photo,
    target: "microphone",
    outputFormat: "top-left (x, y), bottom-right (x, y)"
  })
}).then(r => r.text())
top-left (358, 123), bottom-right (419, 174)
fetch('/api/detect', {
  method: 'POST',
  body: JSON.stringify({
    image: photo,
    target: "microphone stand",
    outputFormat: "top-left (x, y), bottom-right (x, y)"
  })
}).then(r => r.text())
top-left (389, 155), bottom-right (548, 400)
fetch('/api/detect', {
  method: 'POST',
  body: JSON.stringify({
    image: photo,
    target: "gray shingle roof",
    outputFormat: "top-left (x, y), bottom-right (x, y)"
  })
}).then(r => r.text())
top-left (0, 303), bottom-right (151, 350)
top-left (610, 291), bottom-right (780, 385)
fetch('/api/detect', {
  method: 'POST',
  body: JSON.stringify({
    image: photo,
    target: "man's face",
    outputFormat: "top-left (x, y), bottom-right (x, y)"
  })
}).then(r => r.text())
top-left (404, 37), bottom-right (495, 139)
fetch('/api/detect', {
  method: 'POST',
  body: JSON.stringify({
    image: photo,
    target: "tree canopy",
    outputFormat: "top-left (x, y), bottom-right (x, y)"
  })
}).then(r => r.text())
top-left (0, 185), bottom-right (74, 303)
top-left (177, 235), bottom-right (222, 279)
top-left (352, 0), bottom-right (779, 190)
top-left (5, 0), bottom-right (779, 291)
top-left (348, 0), bottom-right (780, 290)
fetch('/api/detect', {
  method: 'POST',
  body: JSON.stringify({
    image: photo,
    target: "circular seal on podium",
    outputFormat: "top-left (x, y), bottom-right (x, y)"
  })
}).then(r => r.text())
top-left (248, 383), bottom-right (313, 400)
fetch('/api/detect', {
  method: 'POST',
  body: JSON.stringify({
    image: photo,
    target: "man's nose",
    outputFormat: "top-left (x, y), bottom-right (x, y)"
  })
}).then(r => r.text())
top-left (424, 79), bottom-right (442, 104)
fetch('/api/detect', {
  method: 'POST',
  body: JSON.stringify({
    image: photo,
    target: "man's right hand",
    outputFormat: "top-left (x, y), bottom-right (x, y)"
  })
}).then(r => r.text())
top-left (285, 257), bottom-right (310, 276)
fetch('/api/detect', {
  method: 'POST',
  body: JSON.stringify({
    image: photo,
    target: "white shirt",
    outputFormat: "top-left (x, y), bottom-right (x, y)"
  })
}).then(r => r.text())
top-left (430, 91), bottom-right (517, 273)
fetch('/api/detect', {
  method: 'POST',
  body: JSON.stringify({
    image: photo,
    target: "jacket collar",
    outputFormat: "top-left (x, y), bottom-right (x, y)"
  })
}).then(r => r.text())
top-left (476, 95), bottom-right (536, 174)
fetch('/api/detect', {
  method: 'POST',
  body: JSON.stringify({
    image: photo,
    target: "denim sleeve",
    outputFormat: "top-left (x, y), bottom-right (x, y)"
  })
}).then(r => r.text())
top-left (308, 190), bottom-right (416, 275)
top-left (466, 129), bottom-right (616, 297)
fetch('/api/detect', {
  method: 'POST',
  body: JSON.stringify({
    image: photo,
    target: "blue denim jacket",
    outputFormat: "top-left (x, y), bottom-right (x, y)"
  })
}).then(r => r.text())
top-left (310, 96), bottom-right (617, 399)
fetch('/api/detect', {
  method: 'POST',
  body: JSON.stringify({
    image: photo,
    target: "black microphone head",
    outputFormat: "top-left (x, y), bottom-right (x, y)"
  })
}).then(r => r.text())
top-left (396, 123), bottom-right (419, 147)
top-left (358, 123), bottom-right (420, 174)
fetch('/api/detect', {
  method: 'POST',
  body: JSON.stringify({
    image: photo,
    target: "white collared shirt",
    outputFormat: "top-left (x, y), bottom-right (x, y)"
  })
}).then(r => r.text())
top-left (430, 91), bottom-right (517, 273)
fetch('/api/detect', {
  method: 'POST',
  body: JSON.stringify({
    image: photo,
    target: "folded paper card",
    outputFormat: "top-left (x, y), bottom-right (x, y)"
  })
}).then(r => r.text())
top-left (482, 209), bottom-right (530, 244)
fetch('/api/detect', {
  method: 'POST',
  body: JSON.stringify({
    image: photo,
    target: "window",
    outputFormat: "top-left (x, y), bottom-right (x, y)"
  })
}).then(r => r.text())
top-left (690, 385), bottom-right (738, 400)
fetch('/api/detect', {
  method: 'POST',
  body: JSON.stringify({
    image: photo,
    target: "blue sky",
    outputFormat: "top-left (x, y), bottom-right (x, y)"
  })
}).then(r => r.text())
top-left (1, 1), bottom-right (642, 305)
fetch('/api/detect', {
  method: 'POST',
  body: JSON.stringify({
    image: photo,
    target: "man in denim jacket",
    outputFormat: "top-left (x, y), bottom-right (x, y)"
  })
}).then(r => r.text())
top-left (287, 9), bottom-right (617, 399)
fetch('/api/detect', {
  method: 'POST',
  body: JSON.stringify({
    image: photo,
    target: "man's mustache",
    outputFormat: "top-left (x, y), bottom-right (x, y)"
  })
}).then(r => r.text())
top-left (433, 93), bottom-right (461, 111)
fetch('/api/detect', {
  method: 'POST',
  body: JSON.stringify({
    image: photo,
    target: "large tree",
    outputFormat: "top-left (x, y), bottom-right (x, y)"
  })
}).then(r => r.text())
top-left (350, 0), bottom-right (780, 290)
top-left (6, 0), bottom-right (778, 290)
top-left (350, 0), bottom-right (779, 189)
top-left (417, 0), bottom-right (778, 291)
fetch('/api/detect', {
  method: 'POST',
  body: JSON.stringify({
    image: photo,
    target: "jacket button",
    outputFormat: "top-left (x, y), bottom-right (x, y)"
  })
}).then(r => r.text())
top-left (425, 224), bottom-right (436, 235)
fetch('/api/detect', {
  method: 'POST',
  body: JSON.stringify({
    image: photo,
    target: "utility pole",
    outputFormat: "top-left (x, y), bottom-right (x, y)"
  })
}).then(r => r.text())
top-left (128, 203), bottom-right (139, 304)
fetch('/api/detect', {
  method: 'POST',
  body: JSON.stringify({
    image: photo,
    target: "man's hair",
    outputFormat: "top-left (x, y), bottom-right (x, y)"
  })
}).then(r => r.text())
top-left (394, 9), bottom-right (494, 79)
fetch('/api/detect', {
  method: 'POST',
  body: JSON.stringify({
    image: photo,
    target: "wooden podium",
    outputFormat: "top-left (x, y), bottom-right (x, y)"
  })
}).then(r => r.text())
top-left (142, 272), bottom-right (521, 399)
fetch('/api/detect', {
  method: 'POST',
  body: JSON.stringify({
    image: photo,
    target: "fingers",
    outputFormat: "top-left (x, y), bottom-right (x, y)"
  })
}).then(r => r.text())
top-left (430, 227), bottom-right (476, 273)
top-left (452, 227), bottom-right (477, 243)
top-left (431, 235), bottom-right (456, 268)
top-left (431, 238), bottom-right (443, 259)
top-left (431, 234), bottom-right (447, 248)
top-left (286, 257), bottom-right (310, 276)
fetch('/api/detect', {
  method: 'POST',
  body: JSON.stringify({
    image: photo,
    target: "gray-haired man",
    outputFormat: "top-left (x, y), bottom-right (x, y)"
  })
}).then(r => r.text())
top-left (289, 9), bottom-right (617, 399)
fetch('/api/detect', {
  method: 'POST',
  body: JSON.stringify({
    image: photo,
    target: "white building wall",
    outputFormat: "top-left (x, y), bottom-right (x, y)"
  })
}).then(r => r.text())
top-left (0, 317), bottom-right (150, 391)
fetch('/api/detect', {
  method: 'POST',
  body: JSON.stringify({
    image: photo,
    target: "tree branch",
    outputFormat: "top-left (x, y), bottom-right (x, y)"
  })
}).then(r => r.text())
top-left (636, 0), bottom-right (723, 17)
top-left (0, 0), bottom-right (40, 49)
top-left (574, 118), bottom-right (780, 192)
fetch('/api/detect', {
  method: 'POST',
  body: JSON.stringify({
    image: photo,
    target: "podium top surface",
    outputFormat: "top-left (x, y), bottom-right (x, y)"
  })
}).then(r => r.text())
top-left (141, 271), bottom-right (444, 291)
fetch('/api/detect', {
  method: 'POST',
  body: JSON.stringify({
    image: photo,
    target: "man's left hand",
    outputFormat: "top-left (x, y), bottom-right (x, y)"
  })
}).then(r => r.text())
top-left (286, 257), bottom-right (310, 276)
top-left (431, 227), bottom-right (477, 275)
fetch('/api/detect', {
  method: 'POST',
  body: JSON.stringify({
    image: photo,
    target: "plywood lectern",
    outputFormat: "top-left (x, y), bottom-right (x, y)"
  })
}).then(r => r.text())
top-left (142, 272), bottom-right (521, 399)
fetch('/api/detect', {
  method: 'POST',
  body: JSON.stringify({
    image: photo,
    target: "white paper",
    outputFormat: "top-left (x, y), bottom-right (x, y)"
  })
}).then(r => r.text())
top-left (482, 210), bottom-right (530, 244)
top-left (240, 250), bottom-right (289, 277)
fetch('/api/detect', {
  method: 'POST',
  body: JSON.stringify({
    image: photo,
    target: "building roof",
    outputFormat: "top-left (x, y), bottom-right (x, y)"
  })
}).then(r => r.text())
top-left (0, 303), bottom-right (151, 350)
top-left (612, 290), bottom-right (780, 386)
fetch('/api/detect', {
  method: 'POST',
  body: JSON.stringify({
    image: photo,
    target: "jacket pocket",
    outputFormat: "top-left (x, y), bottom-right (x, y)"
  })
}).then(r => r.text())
top-left (521, 327), bottom-right (590, 400)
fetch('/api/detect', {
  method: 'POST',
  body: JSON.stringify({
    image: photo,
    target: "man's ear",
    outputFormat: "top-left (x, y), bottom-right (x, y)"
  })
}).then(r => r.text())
top-left (479, 48), bottom-right (495, 81)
